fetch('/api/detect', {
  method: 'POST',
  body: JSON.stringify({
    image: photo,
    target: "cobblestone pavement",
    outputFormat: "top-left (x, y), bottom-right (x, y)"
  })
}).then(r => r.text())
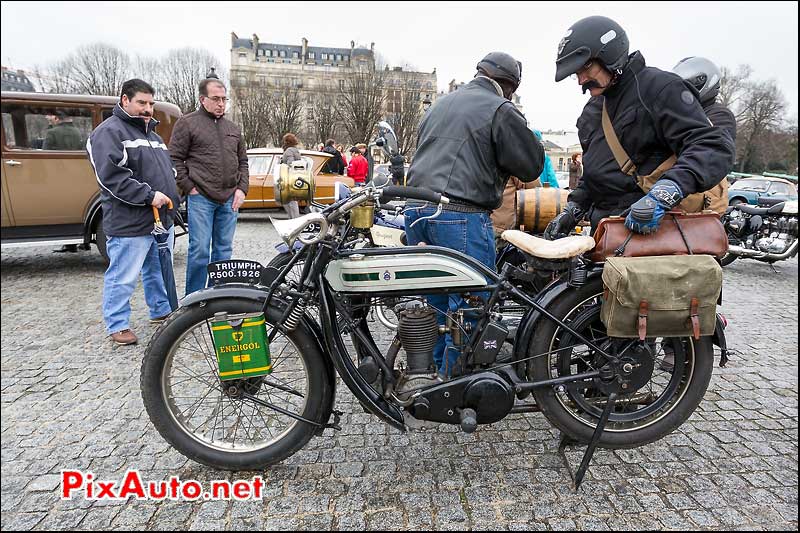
top-left (2, 211), bottom-right (797, 531)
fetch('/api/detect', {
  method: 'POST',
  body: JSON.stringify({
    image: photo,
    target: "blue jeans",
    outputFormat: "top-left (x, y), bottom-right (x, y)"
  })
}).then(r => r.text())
top-left (186, 193), bottom-right (239, 295)
top-left (404, 206), bottom-right (496, 376)
top-left (103, 227), bottom-right (175, 334)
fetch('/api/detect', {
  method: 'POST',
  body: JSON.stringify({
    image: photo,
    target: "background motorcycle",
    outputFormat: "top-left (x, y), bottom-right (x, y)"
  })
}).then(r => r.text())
top-left (720, 199), bottom-right (798, 266)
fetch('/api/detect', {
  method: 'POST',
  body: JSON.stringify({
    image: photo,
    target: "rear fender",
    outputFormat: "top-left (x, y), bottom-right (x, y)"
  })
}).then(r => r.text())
top-left (513, 267), bottom-right (604, 367)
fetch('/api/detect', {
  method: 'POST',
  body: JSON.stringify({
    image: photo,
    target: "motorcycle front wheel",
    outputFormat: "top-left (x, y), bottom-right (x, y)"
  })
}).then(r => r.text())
top-left (528, 277), bottom-right (714, 449)
top-left (141, 297), bottom-right (332, 470)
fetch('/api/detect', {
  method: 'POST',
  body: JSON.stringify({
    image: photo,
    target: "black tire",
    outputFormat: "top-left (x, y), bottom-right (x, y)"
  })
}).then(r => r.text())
top-left (141, 297), bottom-right (332, 470)
top-left (528, 276), bottom-right (714, 449)
top-left (719, 252), bottom-right (738, 266)
top-left (720, 233), bottom-right (740, 267)
top-left (94, 219), bottom-right (109, 265)
top-left (267, 251), bottom-right (294, 270)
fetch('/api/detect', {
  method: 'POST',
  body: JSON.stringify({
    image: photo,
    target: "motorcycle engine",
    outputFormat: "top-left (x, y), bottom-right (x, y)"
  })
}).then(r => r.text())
top-left (726, 210), bottom-right (747, 237)
top-left (756, 214), bottom-right (799, 254)
top-left (396, 300), bottom-right (439, 374)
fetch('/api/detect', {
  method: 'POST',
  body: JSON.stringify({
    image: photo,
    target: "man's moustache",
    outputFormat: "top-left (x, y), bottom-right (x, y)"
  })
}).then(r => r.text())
top-left (582, 80), bottom-right (603, 94)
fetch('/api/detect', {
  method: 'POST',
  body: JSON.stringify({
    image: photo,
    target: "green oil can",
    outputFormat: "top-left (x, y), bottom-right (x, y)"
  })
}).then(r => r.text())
top-left (211, 312), bottom-right (272, 380)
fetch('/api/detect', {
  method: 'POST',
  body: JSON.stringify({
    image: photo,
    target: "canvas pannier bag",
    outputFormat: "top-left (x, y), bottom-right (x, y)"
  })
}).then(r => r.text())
top-left (601, 101), bottom-right (729, 215)
top-left (601, 255), bottom-right (722, 340)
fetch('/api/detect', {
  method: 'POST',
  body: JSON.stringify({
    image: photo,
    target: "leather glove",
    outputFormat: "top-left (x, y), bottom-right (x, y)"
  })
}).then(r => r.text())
top-left (543, 202), bottom-right (585, 240)
top-left (625, 179), bottom-right (684, 234)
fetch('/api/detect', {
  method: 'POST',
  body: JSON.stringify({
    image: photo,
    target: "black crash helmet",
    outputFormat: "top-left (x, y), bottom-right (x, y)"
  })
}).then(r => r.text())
top-left (555, 15), bottom-right (630, 82)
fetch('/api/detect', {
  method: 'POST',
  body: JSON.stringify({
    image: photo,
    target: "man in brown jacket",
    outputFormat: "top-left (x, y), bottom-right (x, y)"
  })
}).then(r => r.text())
top-left (169, 78), bottom-right (249, 294)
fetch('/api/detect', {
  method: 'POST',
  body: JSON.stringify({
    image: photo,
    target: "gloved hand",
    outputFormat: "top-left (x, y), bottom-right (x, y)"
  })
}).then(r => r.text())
top-left (543, 202), bottom-right (586, 240)
top-left (625, 179), bottom-right (684, 234)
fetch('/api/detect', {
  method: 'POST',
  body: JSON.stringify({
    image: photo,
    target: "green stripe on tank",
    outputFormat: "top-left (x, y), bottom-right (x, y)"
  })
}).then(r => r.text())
top-left (395, 270), bottom-right (456, 279)
top-left (343, 273), bottom-right (380, 282)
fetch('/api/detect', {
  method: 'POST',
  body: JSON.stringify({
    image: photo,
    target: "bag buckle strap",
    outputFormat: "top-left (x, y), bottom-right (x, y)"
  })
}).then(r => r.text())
top-left (638, 300), bottom-right (648, 341)
top-left (688, 297), bottom-right (701, 340)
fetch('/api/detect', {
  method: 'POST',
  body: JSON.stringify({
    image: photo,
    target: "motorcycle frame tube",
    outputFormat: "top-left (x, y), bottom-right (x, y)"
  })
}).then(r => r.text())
top-left (511, 264), bottom-right (605, 366)
top-left (317, 271), bottom-right (407, 431)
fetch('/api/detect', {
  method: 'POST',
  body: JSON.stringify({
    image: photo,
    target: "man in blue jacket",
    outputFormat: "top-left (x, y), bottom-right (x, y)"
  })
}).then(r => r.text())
top-left (87, 79), bottom-right (181, 345)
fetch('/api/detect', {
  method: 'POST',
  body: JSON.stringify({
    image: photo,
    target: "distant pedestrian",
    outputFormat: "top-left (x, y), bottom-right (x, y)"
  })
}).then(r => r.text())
top-left (347, 146), bottom-right (368, 185)
top-left (568, 153), bottom-right (583, 189)
top-left (321, 138), bottom-right (345, 175)
top-left (279, 133), bottom-right (303, 218)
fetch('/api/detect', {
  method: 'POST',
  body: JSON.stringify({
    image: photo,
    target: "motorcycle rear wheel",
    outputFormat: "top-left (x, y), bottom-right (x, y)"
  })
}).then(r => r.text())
top-left (141, 298), bottom-right (332, 470)
top-left (528, 277), bottom-right (714, 449)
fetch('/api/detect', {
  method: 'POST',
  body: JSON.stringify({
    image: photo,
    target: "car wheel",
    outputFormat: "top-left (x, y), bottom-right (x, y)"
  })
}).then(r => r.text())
top-left (729, 198), bottom-right (744, 206)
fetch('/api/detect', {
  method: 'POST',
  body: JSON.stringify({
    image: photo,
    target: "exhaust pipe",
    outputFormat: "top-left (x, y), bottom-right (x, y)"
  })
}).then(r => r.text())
top-left (728, 239), bottom-right (798, 261)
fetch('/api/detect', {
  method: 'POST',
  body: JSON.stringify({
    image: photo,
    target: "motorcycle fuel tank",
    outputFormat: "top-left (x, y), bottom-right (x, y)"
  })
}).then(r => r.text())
top-left (325, 252), bottom-right (488, 293)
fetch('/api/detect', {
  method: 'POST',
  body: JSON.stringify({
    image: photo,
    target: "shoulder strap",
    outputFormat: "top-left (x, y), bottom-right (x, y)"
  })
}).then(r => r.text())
top-left (601, 100), bottom-right (637, 176)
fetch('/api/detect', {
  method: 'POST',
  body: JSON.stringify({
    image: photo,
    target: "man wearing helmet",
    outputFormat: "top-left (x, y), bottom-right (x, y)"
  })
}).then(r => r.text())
top-left (545, 16), bottom-right (736, 238)
top-left (406, 51), bottom-right (544, 377)
top-left (673, 56), bottom-right (736, 143)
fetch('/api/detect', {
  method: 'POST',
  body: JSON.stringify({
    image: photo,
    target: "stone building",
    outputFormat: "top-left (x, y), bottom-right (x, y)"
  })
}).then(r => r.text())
top-left (1, 67), bottom-right (34, 92)
top-left (229, 33), bottom-right (437, 146)
top-left (440, 78), bottom-right (524, 114)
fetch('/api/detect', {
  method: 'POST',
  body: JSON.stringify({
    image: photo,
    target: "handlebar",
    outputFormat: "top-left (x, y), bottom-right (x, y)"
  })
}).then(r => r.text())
top-left (380, 186), bottom-right (449, 205)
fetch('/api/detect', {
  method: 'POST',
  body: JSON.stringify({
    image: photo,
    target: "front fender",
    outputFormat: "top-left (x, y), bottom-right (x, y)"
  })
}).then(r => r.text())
top-left (180, 284), bottom-right (337, 430)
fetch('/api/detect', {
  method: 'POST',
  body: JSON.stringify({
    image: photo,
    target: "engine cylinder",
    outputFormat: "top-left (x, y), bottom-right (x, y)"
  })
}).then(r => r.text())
top-left (396, 301), bottom-right (439, 374)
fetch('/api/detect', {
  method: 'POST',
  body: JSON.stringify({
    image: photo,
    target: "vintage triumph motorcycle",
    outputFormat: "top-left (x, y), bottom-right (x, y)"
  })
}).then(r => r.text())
top-left (141, 177), bottom-right (720, 488)
top-left (720, 199), bottom-right (799, 267)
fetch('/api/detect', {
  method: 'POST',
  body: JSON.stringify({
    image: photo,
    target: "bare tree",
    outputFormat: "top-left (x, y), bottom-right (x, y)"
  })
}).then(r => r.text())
top-left (34, 43), bottom-right (130, 95)
top-left (308, 92), bottom-right (339, 146)
top-left (69, 43), bottom-right (132, 95)
top-left (736, 79), bottom-right (787, 172)
top-left (266, 85), bottom-right (304, 147)
top-left (719, 64), bottom-right (753, 120)
top-left (233, 85), bottom-right (272, 149)
top-left (132, 56), bottom-right (164, 92)
top-left (159, 48), bottom-right (225, 114)
top-left (386, 75), bottom-right (425, 156)
top-left (31, 60), bottom-right (76, 93)
top-left (336, 67), bottom-right (387, 145)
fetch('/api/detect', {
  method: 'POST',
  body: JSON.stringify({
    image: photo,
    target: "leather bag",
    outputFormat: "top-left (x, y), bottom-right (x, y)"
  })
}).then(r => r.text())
top-left (590, 211), bottom-right (728, 262)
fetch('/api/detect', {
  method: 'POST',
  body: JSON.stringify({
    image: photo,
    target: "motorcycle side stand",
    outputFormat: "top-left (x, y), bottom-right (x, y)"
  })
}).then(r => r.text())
top-left (558, 392), bottom-right (618, 491)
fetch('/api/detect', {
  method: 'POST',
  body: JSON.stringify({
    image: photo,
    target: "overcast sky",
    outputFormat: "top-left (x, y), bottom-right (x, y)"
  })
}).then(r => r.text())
top-left (2, 1), bottom-right (797, 131)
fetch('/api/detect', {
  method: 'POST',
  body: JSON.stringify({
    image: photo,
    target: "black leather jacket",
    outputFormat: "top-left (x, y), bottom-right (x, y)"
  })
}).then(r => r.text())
top-left (407, 77), bottom-right (544, 210)
top-left (570, 52), bottom-right (735, 222)
top-left (703, 101), bottom-right (737, 144)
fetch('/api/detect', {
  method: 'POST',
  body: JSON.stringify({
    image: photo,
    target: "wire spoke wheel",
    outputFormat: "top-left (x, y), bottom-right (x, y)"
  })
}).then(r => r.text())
top-left (528, 277), bottom-right (714, 448)
top-left (142, 298), bottom-right (331, 470)
top-left (161, 318), bottom-right (309, 452)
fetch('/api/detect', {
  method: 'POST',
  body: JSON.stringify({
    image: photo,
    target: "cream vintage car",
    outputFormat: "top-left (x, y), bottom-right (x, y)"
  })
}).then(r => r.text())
top-left (242, 148), bottom-right (353, 209)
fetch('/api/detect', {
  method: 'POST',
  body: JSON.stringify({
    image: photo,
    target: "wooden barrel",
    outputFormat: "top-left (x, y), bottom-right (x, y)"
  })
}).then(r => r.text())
top-left (516, 187), bottom-right (570, 233)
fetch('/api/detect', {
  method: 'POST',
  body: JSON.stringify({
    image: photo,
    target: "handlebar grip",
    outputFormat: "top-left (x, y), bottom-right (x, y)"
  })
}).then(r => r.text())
top-left (381, 186), bottom-right (447, 205)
